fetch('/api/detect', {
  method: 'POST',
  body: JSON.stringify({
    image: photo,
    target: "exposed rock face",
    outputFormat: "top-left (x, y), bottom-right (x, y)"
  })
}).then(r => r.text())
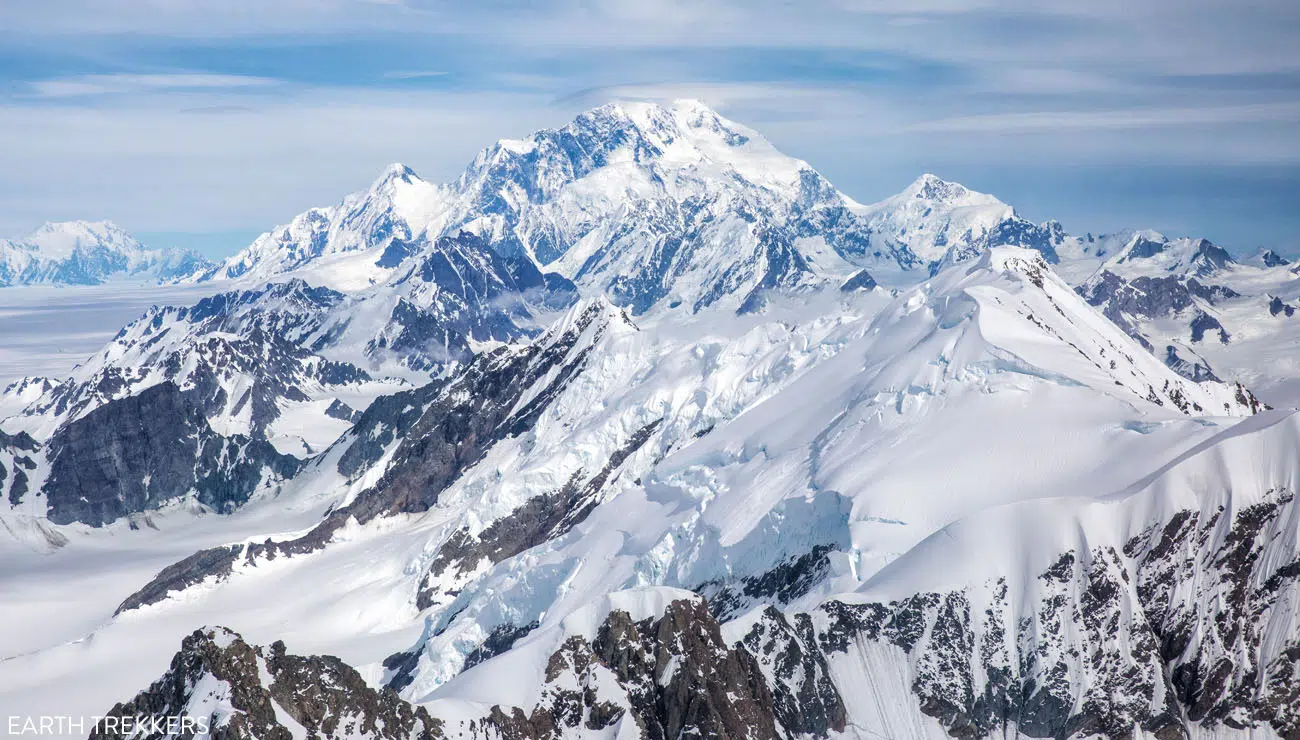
top-left (701, 544), bottom-right (839, 622)
top-left (368, 232), bottom-right (578, 369)
top-left (470, 598), bottom-right (781, 740)
top-left (1261, 249), bottom-right (1290, 267)
top-left (792, 490), bottom-right (1300, 739)
top-left (0, 429), bottom-right (38, 506)
top-left (325, 398), bottom-right (361, 423)
top-left (114, 546), bottom-right (242, 615)
top-left (43, 382), bottom-right (301, 526)
top-left (104, 481), bottom-right (1300, 740)
top-left (1124, 492), bottom-right (1300, 736)
top-left (1269, 296), bottom-right (1296, 317)
top-left (1164, 345), bottom-right (1220, 382)
top-left (1079, 270), bottom-right (1241, 377)
top-left (930, 217), bottom-right (1068, 273)
top-left (28, 280), bottom-right (371, 437)
top-left (740, 606), bottom-right (847, 737)
top-left (1190, 310), bottom-right (1229, 344)
top-left (102, 602), bottom-right (785, 740)
top-left (117, 302), bottom-right (629, 613)
top-left (89, 627), bottom-right (443, 740)
top-left (839, 268), bottom-right (878, 292)
top-left (328, 300), bottom-right (629, 531)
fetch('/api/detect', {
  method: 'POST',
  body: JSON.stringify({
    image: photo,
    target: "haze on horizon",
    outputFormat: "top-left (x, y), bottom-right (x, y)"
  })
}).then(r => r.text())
top-left (1, 0), bottom-right (1297, 258)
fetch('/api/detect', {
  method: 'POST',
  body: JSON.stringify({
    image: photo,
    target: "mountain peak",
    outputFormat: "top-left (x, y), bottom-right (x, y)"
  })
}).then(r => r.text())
top-left (1257, 248), bottom-right (1290, 267)
top-left (903, 173), bottom-right (976, 204)
top-left (31, 219), bottom-right (132, 240)
top-left (22, 220), bottom-right (143, 259)
top-left (372, 162), bottom-right (423, 190)
top-left (0, 219), bottom-right (211, 286)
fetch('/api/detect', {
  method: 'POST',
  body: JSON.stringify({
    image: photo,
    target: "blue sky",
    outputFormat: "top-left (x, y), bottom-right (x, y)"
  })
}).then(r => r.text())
top-left (1, 1), bottom-right (1297, 258)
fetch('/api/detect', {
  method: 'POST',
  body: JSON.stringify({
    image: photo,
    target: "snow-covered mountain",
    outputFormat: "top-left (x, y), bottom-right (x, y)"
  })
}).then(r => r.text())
top-left (1078, 229), bottom-right (1300, 399)
top-left (189, 165), bottom-right (444, 288)
top-left (190, 101), bottom-right (896, 309)
top-left (0, 227), bottom-right (578, 496)
top-left (0, 221), bottom-right (210, 287)
top-left (5, 100), bottom-right (1300, 740)
top-left (14, 246), bottom-right (1289, 739)
top-left (186, 102), bottom-right (1198, 316)
top-left (197, 101), bottom-right (1099, 309)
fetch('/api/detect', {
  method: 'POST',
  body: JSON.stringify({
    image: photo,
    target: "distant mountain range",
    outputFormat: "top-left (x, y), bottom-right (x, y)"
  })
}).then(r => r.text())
top-left (0, 220), bottom-right (211, 287)
top-left (3, 101), bottom-right (1300, 740)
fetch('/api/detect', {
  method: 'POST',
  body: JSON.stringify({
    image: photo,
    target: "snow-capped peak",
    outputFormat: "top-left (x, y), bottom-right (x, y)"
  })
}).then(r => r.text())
top-left (903, 174), bottom-right (1007, 210)
top-left (899, 173), bottom-right (1000, 208)
top-left (370, 162), bottom-right (424, 192)
top-left (22, 220), bottom-right (143, 260)
top-left (0, 220), bottom-right (210, 287)
top-left (856, 174), bottom-right (1016, 267)
top-left (1107, 231), bottom-right (1235, 278)
top-left (461, 98), bottom-right (814, 202)
top-left (191, 160), bottom-right (446, 288)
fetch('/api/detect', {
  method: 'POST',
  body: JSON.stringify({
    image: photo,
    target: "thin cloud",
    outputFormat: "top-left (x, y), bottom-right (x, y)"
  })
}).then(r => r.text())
top-left (382, 71), bottom-right (448, 80)
top-left (909, 102), bottom-right (1300, 133)
top-left (0, 0), bottom-right (1297, 250)
top-left (27, 74), bottom-right (281, 99)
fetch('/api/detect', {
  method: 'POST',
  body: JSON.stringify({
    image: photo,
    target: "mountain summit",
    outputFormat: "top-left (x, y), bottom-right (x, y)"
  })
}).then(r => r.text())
top-left (0, 220), bottom-right (210, 286)
top-left (188, 101), bottom-right (1141, 317)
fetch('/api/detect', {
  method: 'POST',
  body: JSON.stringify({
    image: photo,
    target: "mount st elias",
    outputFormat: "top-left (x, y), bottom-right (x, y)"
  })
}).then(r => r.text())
top-left (0, 221), bottom-right (211, 287)
top-left (0, 100), bottom-right (1297, 740)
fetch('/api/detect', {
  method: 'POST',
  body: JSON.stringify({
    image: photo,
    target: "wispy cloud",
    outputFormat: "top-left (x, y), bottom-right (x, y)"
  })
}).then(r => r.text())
top-left (27, 73), bottom-right (280, 99)
top-left (0, 0), bottom-right (1297, 251)
top-left (381, 70), bottom-right (447, 80)
top-left (910, 102), bottom-right (1300, 133)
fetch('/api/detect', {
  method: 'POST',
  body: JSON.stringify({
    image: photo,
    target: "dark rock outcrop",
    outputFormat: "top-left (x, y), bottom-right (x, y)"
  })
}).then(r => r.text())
top-left (43, 382), bottom-right (301, 526)
top-left (115, 545), bottom-right (242, 615)
top-left (839, 269), bottom-right (878, 292)
top-left (1078, 270), bottom-right (1242, 379)
top-left (117, 303), bottom-right (628, 613)
top-left (1190, 310), bottom-right (1229, 344)
top-left (1269, 296), bottom-right (1296, 317)
top-left (104, 483), bottom-right (1300, 739)
top-left (421, 419), bottom-right (663, 606)
top-left (701, 543), bottom-right (838, 621)
top-left (487, 598), bottom-right (781, 740)
top-left (1164, 345), bottom-right (1220, 383)
top-left (30, 280), bottom-right (372, 440)
top-left (0, 429), bottom-right (39, 506)
top-left (1261, 249), bottom-right (1290, 267)
top-left (100, 602), bottom-right (784, 740)
top-left (741, 606), bottom-right (847, 737)
top-left (90, 627), bottom-right (443, 740)
top-left (325, 398), bottom-right (361, 423)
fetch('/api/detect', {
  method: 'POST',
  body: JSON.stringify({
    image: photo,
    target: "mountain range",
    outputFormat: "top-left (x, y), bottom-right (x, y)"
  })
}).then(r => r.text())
top-left (2, 100), bottom-right (1299, 740)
